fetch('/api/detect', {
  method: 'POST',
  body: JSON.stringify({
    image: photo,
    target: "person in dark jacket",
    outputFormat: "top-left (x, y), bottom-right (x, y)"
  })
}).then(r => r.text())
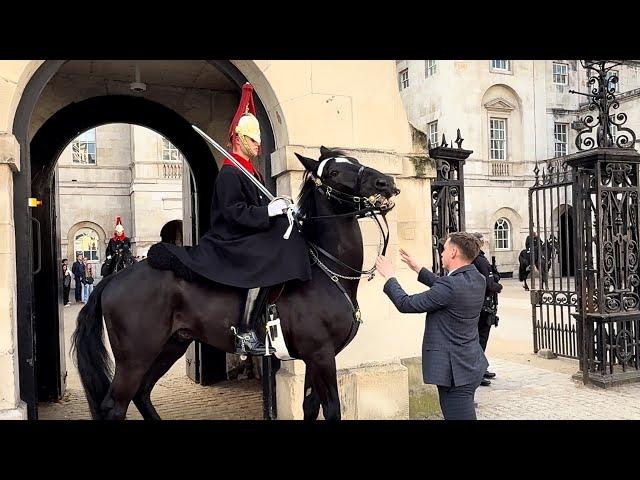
top-left (472, 232), bottom-right (503, 386)
top-left (161, 83), bottom-right (312, 355)
top-left (62, 262), bottom-right (71, 306)
top-left (376, 232), bottom-right (488, 420)
top-left (71, 253), bottom-right (85, 303)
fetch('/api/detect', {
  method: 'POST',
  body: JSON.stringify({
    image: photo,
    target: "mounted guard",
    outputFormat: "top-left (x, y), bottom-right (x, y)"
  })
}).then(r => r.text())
top-left (156, 83), bottom-right (312, 356)
top-left (101, 216), bottom-right (135, 276)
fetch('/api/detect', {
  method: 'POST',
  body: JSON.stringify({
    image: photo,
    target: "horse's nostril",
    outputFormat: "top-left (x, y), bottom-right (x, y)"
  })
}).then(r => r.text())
top-left (394, 188), bottom-right (401, 195)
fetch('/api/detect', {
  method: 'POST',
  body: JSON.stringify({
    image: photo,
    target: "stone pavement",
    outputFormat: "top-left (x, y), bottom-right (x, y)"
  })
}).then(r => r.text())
top-left (40, 279), bottom-right (640, 420)
top-left (38, 376), bottom-right (263, 420)
top-left (38, 302), bottom-right (263, 420)
top-left (419, 278), bottom-right (640, 420)
top-left (475, 357), bottom-right (640, 420)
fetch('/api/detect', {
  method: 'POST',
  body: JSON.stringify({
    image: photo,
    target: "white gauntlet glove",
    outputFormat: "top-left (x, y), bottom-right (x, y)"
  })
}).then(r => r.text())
top-left (268, 197), bottom-right (292, 217)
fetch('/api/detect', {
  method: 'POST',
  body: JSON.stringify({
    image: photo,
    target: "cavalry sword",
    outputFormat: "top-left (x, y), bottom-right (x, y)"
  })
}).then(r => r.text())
top-left (191, 125), bottom-right (296, 239)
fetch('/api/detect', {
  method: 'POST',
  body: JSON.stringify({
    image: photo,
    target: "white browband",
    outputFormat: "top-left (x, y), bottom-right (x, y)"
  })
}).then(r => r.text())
top-left (317, 157), bottom-right (352, 178)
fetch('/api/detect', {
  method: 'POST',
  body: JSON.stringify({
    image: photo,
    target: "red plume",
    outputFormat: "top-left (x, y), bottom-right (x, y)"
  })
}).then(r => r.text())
top-left (228, 83), bottom-right (257, 142)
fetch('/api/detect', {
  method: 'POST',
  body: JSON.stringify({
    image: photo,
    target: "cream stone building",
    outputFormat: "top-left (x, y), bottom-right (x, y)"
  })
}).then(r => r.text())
top-left (0, 60), bottom-right (433, 420)
top-left (397, 60), bottom-right (640, 275)
top-left (58, 124), bottom-right (185, 279)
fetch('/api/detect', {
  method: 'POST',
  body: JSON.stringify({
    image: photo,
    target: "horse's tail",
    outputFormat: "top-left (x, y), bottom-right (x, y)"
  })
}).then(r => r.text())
top-left (71, 273), bottom-right (116, 419)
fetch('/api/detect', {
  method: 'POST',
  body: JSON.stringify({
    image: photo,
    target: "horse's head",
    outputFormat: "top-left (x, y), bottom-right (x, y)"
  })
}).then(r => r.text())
top-left (295, 146), bottom-right (400, 213)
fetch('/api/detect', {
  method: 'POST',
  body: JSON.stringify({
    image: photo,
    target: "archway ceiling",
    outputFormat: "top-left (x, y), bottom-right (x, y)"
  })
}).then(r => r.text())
top-left (59, 60), bottom-right (237, 90)
top-left (29, 60), bottom-right (239, 139)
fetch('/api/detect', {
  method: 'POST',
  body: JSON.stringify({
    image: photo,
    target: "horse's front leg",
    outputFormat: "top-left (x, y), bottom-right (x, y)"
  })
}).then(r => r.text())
top-left (302, 365), bottom-right (321, 421)
top-left (306, 350), bottom-right (341, 421)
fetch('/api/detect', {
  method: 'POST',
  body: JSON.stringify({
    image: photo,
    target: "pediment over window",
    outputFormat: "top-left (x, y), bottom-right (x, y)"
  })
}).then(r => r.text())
top-left (484, 97), bottom-right (516, 112)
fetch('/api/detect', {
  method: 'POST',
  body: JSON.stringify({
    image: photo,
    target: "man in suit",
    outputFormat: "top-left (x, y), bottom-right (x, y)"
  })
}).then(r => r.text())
top-left (376, 232), bottom-right (488, 420)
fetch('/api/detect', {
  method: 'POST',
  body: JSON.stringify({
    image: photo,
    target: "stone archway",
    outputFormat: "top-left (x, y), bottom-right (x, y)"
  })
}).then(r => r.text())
top-left (10, 61), bottom-right (279, 418)
top-left (160, 219), bottom-right (183, 246)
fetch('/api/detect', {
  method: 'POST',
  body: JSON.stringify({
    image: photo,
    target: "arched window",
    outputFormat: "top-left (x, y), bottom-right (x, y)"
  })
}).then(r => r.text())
top-left (494, 218), bottom-right (511, 250)
top-left (74, 228), bottom-right (100, 261)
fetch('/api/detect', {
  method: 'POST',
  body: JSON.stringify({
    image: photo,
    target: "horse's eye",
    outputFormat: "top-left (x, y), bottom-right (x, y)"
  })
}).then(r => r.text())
top-left (330, 170), bottom-right (339, 177)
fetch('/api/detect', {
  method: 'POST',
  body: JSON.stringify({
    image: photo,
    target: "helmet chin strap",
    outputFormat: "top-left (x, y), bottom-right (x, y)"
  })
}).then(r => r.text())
top-left (238, 135), bottom-right (258, 159)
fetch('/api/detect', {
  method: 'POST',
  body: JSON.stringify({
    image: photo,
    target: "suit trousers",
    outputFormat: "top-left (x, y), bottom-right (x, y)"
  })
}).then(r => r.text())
top-left (437, 380), bottom-right (482, 420)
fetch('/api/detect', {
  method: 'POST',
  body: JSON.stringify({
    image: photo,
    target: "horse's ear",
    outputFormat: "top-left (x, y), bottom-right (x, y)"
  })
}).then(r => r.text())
top-left (295, 152), bottom-right (319, 175)
top-left (320, 146), bottom-right (331, 156)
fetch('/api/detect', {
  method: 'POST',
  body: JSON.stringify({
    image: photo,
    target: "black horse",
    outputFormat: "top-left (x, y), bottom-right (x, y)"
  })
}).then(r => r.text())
top-left (518, 235), bottom-right (558, 290)
top-left (71, 147), bottom-right (399, 420)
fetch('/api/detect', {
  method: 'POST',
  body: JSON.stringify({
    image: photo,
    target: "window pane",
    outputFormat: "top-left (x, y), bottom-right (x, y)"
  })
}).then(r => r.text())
top-left (161, 138), bottom-right (183, 162)
top-left (429, 121), bottom-right (438, 146)
top-left (494, 218), bottom-right (511, 249)
top-left (77, 128), bottom-right (96, 142)
top-left (492, 60), bottom-right (509, 70)
top-left (490, 118), bottom-right (506, 160)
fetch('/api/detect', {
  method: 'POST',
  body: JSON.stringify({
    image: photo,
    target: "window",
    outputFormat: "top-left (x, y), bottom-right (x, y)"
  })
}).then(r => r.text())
top-left (491, 60), bottom-right (510, 72)
top-left (426, 60), bottom-right (437, 77)
top-left (74, 228), bottom-right (100, 261)
top-left (72, 128), bottom-right (97, 164)
top-left (399, 69), bottom-right (409, 90)
top-left (490, 118), bottom-right (507, 160)
top-left (428, 121), bottom-right (438, 147)
top-left (494, 218), bottom-right (511, 250)
top-left (554, 123), bottom-right (568, 157)
top-left (553, 63), bottom-right (568, 85)
top-left (162, 138), bottom-right (182, 162)
top-left (606, 70), bottom-right (619, 92)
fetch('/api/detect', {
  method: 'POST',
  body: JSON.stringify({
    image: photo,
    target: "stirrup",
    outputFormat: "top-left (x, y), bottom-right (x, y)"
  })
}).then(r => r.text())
top-left (230, 327), bottom-right (273, 358)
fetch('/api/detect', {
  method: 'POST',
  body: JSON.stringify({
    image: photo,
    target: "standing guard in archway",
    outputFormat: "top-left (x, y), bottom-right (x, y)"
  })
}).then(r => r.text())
top-left (102, 217), bottom-right (135, 276)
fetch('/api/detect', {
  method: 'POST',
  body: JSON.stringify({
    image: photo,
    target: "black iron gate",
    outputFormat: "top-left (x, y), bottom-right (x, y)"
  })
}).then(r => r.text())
top-left (430, 131), bottom-right (473, 275)
top-left (529, 60), bottom-right (640, 386)
top-left (529, 159), bottom-right (579, 358)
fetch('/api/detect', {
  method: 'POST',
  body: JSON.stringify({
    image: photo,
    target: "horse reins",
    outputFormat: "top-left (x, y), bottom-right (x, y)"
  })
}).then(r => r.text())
top-left (295, 160), bottom-right (395, 323)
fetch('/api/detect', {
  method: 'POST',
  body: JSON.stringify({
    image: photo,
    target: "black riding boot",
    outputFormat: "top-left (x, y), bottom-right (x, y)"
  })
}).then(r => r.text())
top-left (233, 287), bottom-right (273, 356)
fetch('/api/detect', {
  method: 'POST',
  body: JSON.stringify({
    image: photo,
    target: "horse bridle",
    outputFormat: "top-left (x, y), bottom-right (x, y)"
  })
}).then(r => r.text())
top-left (296, 158), bottom-right (395, 323)
top-left (304, 160), bottom-right (392, 272)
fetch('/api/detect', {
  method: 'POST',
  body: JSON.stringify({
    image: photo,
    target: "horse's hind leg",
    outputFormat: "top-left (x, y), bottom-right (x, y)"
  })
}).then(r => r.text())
top-left (133, 334), bottom-right (191, 420)
top-left (302, 365), bottom-right (321, 421)
top-left (100, 363), bottom-right (150, 420)
top-left (100, 338), bottom-right (171, 420)
top-left (308, 352), bottom-right (341, 421)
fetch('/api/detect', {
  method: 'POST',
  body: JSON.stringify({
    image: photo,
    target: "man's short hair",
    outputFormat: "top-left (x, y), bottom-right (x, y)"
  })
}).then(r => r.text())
top-left (472, 232), bottom-right (483, 240)
top-left (447, 232), bottom-right (482, 261)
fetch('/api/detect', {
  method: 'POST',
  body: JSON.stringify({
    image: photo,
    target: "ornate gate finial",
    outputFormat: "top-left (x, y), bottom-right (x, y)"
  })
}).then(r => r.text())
top-left (569, 60), bottom-right (636, 150)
